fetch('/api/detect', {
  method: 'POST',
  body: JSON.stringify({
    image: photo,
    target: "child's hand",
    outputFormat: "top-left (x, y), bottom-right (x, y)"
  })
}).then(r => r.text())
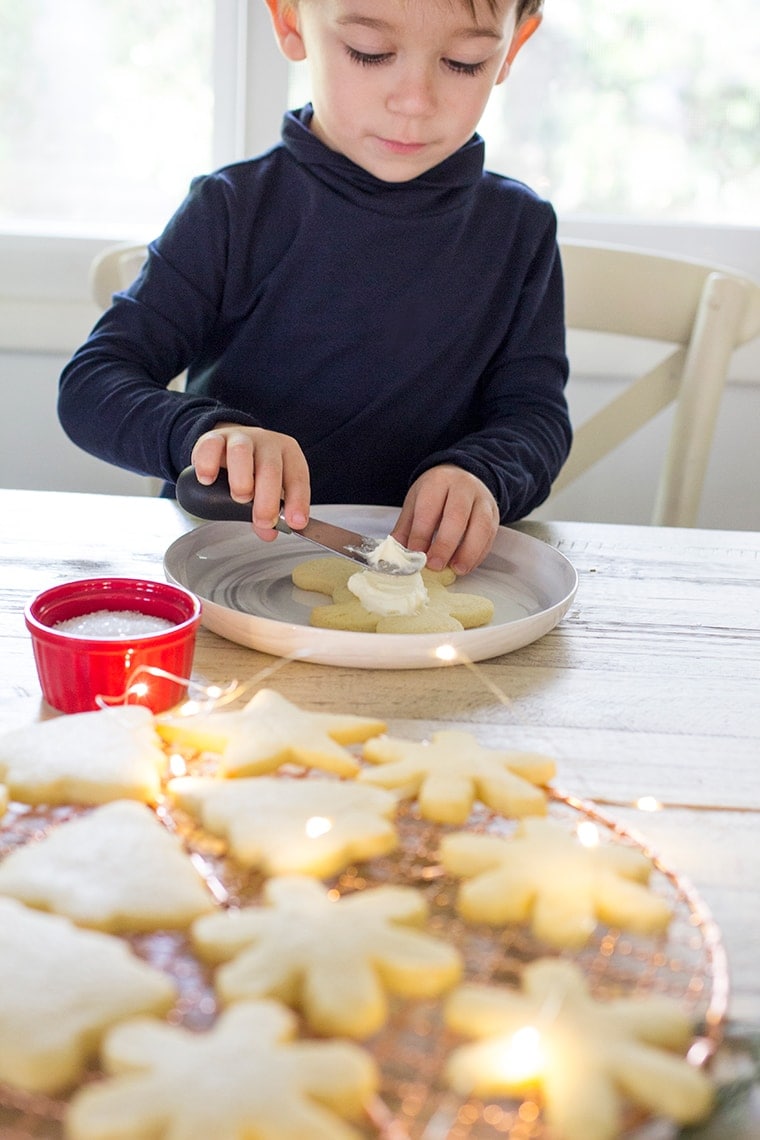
top-left (392, 465), bottom-right (500, 575)
top-left (191, 423), bottom-right (310, 541)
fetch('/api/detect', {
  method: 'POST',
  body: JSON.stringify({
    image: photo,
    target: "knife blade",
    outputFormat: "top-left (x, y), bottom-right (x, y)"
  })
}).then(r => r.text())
top-left (175, 467), bottom-right (426, 575)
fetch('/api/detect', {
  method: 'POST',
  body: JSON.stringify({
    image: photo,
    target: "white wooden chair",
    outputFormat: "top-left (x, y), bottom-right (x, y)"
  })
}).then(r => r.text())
top-left (90, 242), bottom-right (174, 497)
top-left (90, 240), bottom-right (186, 394)
top-left (550, 239), bottom-right (760, 526)
top-left (91, 239), bottom-right (760, 527)
top-left (90, 241), bottom-right (149, 310)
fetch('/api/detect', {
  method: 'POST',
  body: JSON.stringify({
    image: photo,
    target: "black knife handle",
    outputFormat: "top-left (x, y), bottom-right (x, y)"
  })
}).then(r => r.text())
top-left (175, 466), bottom-right (255, 523)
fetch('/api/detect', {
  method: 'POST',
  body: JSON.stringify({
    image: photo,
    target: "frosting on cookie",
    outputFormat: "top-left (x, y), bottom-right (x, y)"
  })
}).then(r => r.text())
top-left (347, 568), bottom-right (428, 616)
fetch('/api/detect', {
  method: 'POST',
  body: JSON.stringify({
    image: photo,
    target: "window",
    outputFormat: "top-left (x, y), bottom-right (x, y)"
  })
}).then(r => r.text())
top-left (478, 0), bottom-right (759, 224)
top-left (3, 1), bottom-right (757, 236)
top-left (0, 0), bottom-right (216, 236)
top-left (0, 0), bottom-right (757, 362)
top-left (288, 0), bottom-right (760, 226)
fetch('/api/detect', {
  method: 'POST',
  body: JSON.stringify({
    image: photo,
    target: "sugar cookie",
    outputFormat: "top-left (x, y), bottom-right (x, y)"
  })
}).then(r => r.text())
top-left (0, 800), bottom-right (216, 932)
top-left (192, 875), bottom-right (462, 1038)
top-left (0, 898), bottom-right (176, 1095)
top-left (66, 999), bottom-right (378, 1140)
top-left (441, 818), bottom-right (672, 947)
top-left (0, 706), bottom-right (167, 805)
top-left (360, 730), bottom-right (555, 824)
top-left (292, 556), bottom-right (493, 634)
top-left (156, 687), bottom-right (385, 778)
top-left (445, 958), bottom-right (713, 1140)
top-left (168, 775), bottom-right (398, 877)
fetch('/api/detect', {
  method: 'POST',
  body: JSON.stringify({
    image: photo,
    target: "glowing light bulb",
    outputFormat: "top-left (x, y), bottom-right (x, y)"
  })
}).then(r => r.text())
top-left (435, 644), bottom-right (458, 662)
top-left (495, 1026), bottom-right (544, 1085)
top-left (305, 816), bottom-right (333, 838)
top-left (635, 796), bottom-right (663, 812)
top-left (168, 753), bottom-right (187, 778)
top-left (576, 821), bottom-right (600, 848)
top-left (177, 699), bottom-right (200, 717)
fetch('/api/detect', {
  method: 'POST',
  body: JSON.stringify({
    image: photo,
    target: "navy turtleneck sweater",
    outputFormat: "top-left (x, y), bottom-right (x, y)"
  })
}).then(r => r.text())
top-left (59, 108), bottom-right (571, 519)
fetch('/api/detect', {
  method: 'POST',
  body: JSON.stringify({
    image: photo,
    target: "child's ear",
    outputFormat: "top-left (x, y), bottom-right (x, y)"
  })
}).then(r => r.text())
top-left (495, 15), bottom-right (541, 84)
top-left (264, 0), bottom-right (307, 62)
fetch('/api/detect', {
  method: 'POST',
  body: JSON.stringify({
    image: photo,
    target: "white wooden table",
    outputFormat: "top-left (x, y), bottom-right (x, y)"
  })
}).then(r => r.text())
top-left (1, 487), bottom-right (759, 1133)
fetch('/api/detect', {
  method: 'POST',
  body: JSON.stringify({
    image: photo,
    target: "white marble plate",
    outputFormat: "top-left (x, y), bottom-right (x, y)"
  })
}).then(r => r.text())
top-left (163, 506), bottom-right (578, 669)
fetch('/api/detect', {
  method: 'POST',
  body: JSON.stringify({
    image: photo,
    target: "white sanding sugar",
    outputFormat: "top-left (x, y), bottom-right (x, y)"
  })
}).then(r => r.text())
top-left (54, 609), bottom-right (175, 639)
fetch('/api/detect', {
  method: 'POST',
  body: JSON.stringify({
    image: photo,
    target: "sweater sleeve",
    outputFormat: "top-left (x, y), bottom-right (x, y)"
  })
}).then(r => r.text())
top-left (408, 206), bottom-right (571, 523)
top-left (57, 175), bottom-right (260, 487)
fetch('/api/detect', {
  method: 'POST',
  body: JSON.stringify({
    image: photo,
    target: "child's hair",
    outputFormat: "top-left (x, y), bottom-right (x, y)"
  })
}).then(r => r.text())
top-left (516, 0), bottom-right (542, 16)
top-left (467, 0), bottom-right (543, 18)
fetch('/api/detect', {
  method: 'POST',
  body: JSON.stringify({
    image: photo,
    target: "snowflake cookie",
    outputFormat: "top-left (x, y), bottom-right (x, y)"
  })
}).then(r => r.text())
top-left (65, 999), bottom-right (378, 1140)
top-left (293, 556), bottom-right (493, 633)
top-left (359, 730), bottom-right (555, 824)
top-left (168, 775), bottom-right (398, 877)
top-left (0, 898), bottom-right (176, 1095)
top-left (0, 800), bottom-right (216, 932)
top-left (0, 706), bottom-right (167, 805)
top-left (156, 687), bottom-right (386, 778)
top-left (445, 958), bottom-right (714, 1140)
top-left (440, 818), bottom-right (673, 947)
top-left (192, 875), bottom-right (462, 1038)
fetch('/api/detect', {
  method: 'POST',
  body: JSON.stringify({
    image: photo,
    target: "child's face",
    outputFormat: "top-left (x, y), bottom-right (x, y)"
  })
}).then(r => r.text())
top-left (273, 0), bottom-right (534, 182)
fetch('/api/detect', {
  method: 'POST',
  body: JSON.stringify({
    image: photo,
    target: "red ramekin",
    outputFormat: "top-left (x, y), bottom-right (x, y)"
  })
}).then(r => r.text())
top-left (25, 577), bottom-right (202, 714)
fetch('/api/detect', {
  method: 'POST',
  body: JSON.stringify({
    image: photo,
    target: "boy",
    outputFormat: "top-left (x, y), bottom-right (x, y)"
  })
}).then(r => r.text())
top-left (58, 0), bottom-right (570, 574)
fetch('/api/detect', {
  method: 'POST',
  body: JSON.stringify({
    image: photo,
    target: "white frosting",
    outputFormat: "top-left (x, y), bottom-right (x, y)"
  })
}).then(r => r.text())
top-left (347, 569), bottom-right (429, 617)
top-left (365, 535), bottom-right (426, 575)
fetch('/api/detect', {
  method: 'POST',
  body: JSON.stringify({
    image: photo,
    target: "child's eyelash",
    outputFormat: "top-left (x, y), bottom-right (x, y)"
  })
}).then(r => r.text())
top-left (345, 47), bottom-right (392, 67)
top-left (344, 46), bottom-right (487, 77)
top-left (444, 58), bottom-right (487, 77)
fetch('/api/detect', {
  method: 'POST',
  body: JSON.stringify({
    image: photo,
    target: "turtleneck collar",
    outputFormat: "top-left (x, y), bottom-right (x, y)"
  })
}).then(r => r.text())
top-left (281, 105), bottom-right (485, 217)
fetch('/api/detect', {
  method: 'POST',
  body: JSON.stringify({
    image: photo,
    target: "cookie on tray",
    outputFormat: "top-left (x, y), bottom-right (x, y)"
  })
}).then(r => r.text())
top-left (0, 706), bottom-right (167, 806)
top-left (0, 898), bottom-right (176, 1095)
top-left (359, 730), bottom-right (555, 824)
top-left (445, 958), bottom-right (714, 1140)
top-left (156, 687), bottom-right (385, 778)
top-left (440, 817), bottom-right (673, 947)
top-left (192, 875), bottom-right (462, 1038)
top-left (66, 1000), bottom-right (377, 1140)
top-left (168, 775), bottom-right (398, 878)
top-left (0, 800), bottom-right (216, 933)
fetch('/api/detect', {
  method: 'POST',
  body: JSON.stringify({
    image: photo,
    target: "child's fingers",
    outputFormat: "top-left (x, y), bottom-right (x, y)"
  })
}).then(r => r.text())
top-left (250, 431), bottom-right (310, 533)
top-left (190, 430), bottom-right (227, 485)
top-left (446, 509), bottom-right (498, 575)
top-left (397, 467), bottom-right (498, 574)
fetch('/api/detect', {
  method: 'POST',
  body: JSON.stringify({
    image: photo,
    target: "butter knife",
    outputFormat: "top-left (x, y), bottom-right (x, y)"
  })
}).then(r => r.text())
top-left (175, 467), bottom-right (425, 576)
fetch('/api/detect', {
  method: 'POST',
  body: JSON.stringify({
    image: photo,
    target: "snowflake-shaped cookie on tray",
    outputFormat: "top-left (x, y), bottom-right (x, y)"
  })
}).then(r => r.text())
top-left (192, 875), bottom-right (462, 1038)
top-left (440, 817), bottom-right (673, 948)
top-left (168, 775), bottom-right (398, 877)
top-left (358, 729), bottom-right (556, 824)
top-left (157, 687), bottom-right (386, 778)
top-left (444, 958), bottom-right (714, 1140)
top-left (66, 1000), bottom-right (377, 1140)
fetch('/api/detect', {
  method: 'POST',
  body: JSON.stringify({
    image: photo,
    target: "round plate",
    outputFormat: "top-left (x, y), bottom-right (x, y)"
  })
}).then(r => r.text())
top-left (163, 506), bottom-right (578, 669)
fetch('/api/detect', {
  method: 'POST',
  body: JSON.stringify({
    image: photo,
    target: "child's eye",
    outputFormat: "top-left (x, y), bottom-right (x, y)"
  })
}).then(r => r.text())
top-left (345, 46), bottom-right (393, 67)
top-left (444, 58), bottom-right (488, 77)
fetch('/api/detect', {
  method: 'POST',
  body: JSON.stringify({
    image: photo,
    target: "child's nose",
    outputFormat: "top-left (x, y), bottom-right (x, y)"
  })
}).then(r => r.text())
top-left (386, 64), bottom-right (437, 116)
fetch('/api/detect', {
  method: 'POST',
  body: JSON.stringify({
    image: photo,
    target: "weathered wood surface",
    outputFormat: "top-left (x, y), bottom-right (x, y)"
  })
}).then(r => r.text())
top-left (1, 488), bottom-right (759, 1024)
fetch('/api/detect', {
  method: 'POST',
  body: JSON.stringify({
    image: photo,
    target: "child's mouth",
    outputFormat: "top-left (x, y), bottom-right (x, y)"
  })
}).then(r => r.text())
top-left (377, 138), bottom-right (427, 155)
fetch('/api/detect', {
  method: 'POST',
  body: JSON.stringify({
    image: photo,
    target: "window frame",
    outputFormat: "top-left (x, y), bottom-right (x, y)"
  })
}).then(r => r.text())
top-left (0, 0), bottom-right (758, 381)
